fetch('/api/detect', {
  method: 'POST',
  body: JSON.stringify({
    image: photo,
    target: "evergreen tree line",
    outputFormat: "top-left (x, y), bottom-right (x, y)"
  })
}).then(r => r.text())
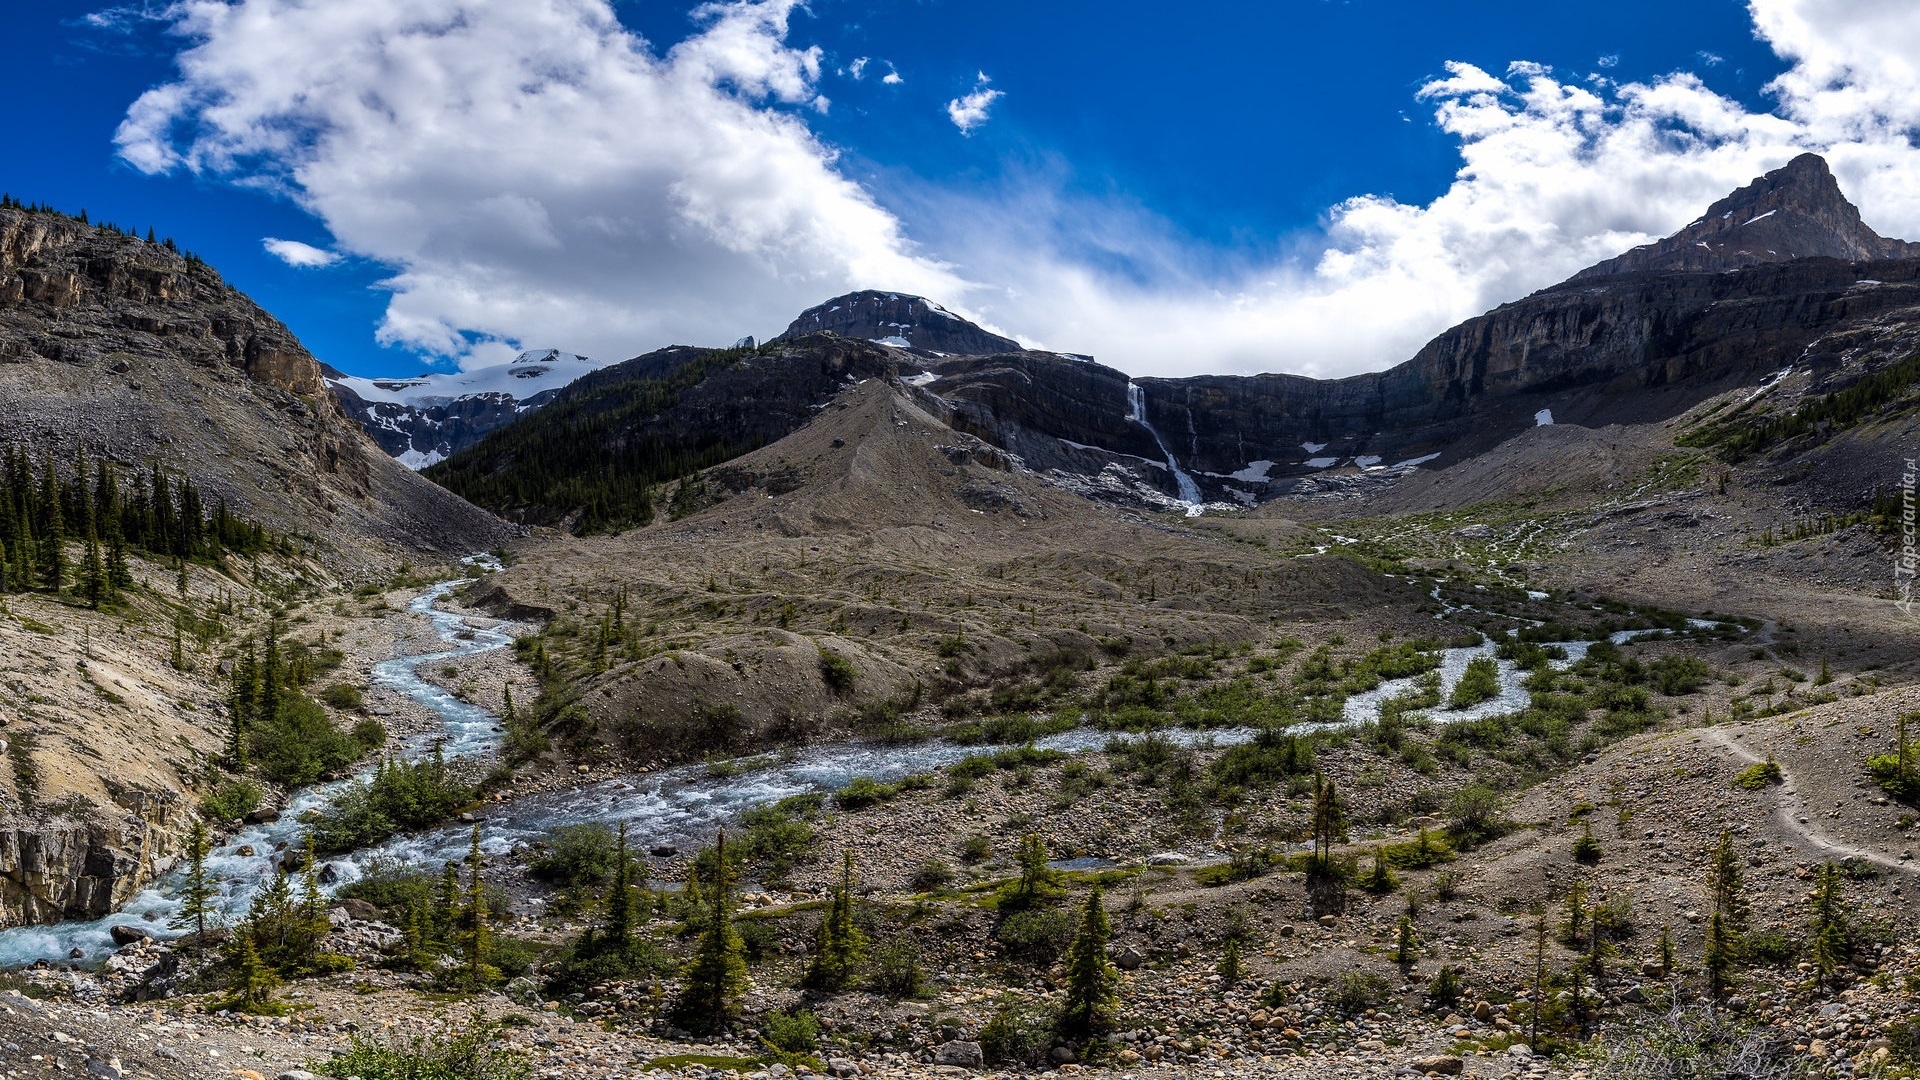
top-left (425, 347), bottom-right (760, 535)
top-left (0, 192), bottom-right (200, 262)
top-left (224, 622), bottom-right (378, 786)
top-left (1681, 351), bottom-right (1920, 459)
top-left (0, 446), bottom-right (276, 601)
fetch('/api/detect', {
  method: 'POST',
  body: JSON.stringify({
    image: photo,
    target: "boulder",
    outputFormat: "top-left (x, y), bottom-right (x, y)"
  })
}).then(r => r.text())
top-left (1413, 1055), bottom-right (1464, 1075)
top-left (108, 923), bottom-right (150, 946)
top-left (934, 1040), bottom-right (984, 1068)
top-left (1112, 945), bottom-right (1145, 971)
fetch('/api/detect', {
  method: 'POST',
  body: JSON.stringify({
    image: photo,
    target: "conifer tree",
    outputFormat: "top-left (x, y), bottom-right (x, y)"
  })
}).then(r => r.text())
top-left (805, 850), bottom-right (867, 990)
top-left (999, 832), bottom-right (1062, 912)
top-left (1216, 936), bottom-right (1244, 986)
top-left (1704, 911), bottom-right (1737, 998)
top-left (227, 928), bottom-right (279, 1010)
top-left (676, 829), bottom-right (746, 1033)
top-left (599, 821), bottom-right (641, 957)
top-left (1311, 773), bottom-right (1345, 873)
top-left (1057, 885), bottom-right (1119, 1039)
top-left (462, 824), bottom-right (497, 984)
top-left (170, 819), bottom-right (217, 947)
top-left (437, 860), bottom-right (462, 940)
top-left (258, 623), bottom-right (282, 724)
top-left (1808, 860), bottom-right (1849, 988)
top-left (36, 458), bottom-right (63, 593)
top-left (82, 523), bottom-right (105, 609)
top-left (1708, 829), bottom-right (1748, 931)
top-left (1393, 915), bottom-right (1418, 965)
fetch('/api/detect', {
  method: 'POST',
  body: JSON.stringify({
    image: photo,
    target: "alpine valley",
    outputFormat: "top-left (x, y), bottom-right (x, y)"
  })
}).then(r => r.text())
top-left (0, 154), bottom-right (1914, 1080)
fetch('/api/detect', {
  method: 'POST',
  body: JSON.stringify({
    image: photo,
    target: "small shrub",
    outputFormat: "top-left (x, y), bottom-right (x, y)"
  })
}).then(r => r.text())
top-left (960, 834), bottom-right (991, 863)
top-left (201, 779), bottom-right (262, 823)
top-left (529, 823), bottom-right (619, 887)
top-left (1448, 658), bottom-right (1501, 709)
top-left (323, 1013), bottom-right (531, 1080)
top-left (1428, 964), bottom-right (1463, 1007)
top-left (1741, 929), bottom-right (1800, 966)
top-left (819, 651), bottom-right (857, 695)
top-left (1733, 760), bottom-right (1783, 791)
top-left (320, 684), bottom-right (365, 710)
top-left (1572, 824), bottom-right (1602, 865)
top-left (835, 775), bottom-right (898, 809)
top-left (911, 859), bottom-right (956, 892)
top-left (995, 909), bottom-right (1073, 966)
top-left (761, 1009), bottom-right (821, 1062)
top-left (979, 996), bottom-right (1054, 1066)
top-left (869, 933), bottom-right (929, 999)
top-left (1332, 971), bottom-right (1392, 1013)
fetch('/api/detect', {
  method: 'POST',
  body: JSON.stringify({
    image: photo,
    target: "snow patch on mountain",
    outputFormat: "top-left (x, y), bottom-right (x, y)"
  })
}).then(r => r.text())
top-left (326, 349), bottom-right (603, 408)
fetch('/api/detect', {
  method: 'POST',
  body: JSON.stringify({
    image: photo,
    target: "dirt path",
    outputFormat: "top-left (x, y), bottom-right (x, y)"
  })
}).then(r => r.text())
top-left (1698, 725), bottom-right (1920, 876)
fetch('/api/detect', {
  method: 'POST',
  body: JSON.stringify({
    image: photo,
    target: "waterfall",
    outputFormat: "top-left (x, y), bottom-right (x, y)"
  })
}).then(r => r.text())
top-left (1126, 383), bottom-right (1203, 514)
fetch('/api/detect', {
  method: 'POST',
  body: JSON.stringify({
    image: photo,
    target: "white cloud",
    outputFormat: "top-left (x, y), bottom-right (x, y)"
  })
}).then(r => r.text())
top-left (114, 0), bottom-right (1920, 380)
top-left (262, 237), bottom-right (340, 267)
top-left (118, 0), bottom-right (961, 367)
top-left (846, 56), bottom-right (867, 79)
top-left (946, 72), bottom-right (1003, 135)
top-left (882, 67), bottom-right (903, 86)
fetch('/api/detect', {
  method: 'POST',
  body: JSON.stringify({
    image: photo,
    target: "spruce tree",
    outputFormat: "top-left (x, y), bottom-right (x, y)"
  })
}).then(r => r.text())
top-left (1311, 772), bottom-right (1345, 873)
top-left (1708, 829), bottom-right (1748, 931)
top-left (1393, 915), bottom-right (1418, 966)
top-left (607, 821), bottom-right (636, 948)
top-left (676, 829), bottom-right (746, 1033)
top-left (1704, 911), bottom-right (1737, 998)
top-left (170, 819), bottom-right (217, 946)
top-left (1057, 885), bottom-right (1118, 1039)
top-left (999, 832), bottom-right (1061, 912)
top-left (82, 523), bottom-right (105, 609)
top-left (462, 824), bottom-right (497, 984)
top-left (1808, 860), bottom-right (1849, 988)
top-left (36, 459), bottom-right (63, 593)
top-left (436, 860), bottom-right (462, 941)
top-left (227, 928), bottom-right (279, 1010)
top-left (1216, 936), bottom-right (1244, 986)
top-left (805, 850), bottom-right (867, 990)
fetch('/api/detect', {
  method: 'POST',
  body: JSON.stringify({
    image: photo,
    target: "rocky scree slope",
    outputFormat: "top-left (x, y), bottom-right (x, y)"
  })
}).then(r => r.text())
top-left (0, 207), bottom-right (506, 575)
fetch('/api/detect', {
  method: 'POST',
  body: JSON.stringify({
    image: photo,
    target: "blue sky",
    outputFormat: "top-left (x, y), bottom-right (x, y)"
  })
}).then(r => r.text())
top-left (5, 1), bottom-right (1916, 379)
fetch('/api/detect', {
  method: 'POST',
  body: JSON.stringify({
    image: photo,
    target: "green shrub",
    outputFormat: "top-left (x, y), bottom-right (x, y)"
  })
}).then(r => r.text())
top-left (1741, 930), bottom-right (1800, 966)
top-left (1210, 729), bottom-right (1315, 790)
top-left (201, 779), bottom-right (262, 823)
top-left (737, 802), bottom-right (818, 883)
top-left (336, 857), bottom-right (438, 923)
top-left (1448, 658), bottom-right (1501, 709)
top-left (1734, 760), bottom-right (1783, 791)
top-left (835, 775), bottom-right (899, 809)
top-left (995, 908), bottom-right (1073, 965)
top-left (761, 1009), bottom-right (821, 1064)
top-left (1331, 971), bottom-right (1392, 1013)
top-left (960, 834), bottom-right (991, 863)
top-left (869, 933), bottom-right (929, 999)
top-left (252, 694), bottom-right (371, 786)
top-left (911, 859), bottom-right (956, 892)
top-left (819, 651), bottom-right (856, 695)
top-left (529, 823), bottom-right (620, 887)
top-left (1649, 656), bottom-right (1712, 695)
top-left (979, 996), bottom-right (1054, 1066)
top-left (320, 684), bottom-right (365, 710)
top-left (323, 1013), bottom-right (530, 1080)
top-left (309, 752), bottom-right (475, 854)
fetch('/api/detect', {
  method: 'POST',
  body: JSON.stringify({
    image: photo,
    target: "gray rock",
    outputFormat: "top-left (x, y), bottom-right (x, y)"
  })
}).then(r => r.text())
top-left (1049, 1045), bottom-right (1078, 1065)
top-left (107, 924), bottom-right (150, 946)
top-left (934, 1040), bottom-right (983, 1068)
top-left (827, 1057), bottom-right (860, 1077)
top-left (1113, 945), bottom-right (1145, 971)
top-left (1413, 1055), bottom-right (1463, 1075)
top-left (276, 1072), bottom-right (323, 1080)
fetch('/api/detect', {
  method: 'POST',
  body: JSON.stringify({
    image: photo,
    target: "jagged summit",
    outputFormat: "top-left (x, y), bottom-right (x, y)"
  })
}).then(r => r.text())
top-left (774, 290), bottom-right (1022, 356)
top-left (1574, 152), bottom-right (1920, 279)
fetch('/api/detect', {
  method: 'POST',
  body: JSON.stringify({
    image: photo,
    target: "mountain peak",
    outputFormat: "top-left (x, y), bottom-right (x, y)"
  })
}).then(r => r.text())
top-left (774, 290), bottom-right (1022, 356)
top-left (1573, 152), bottom-right (1920, 280)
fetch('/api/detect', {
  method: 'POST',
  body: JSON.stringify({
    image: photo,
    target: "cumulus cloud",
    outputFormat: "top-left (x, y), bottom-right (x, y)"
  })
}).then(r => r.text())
top-left (117, 0), bottom-right (963, 367)
top-left (262, 237), bottom-right (340, 267)
top-left (882, 68), bottom-right (903, 86)
top-left (946, 73), bottom-right (1003, 135)
top-left (112, 0), bottom-right (1920, 379)
top-left (846, 56), bottom-right (867, 79)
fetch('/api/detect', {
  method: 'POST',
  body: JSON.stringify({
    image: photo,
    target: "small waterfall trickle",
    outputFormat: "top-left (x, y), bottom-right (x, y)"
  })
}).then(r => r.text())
top-left (1126, 383), bottom-right (1204, 515)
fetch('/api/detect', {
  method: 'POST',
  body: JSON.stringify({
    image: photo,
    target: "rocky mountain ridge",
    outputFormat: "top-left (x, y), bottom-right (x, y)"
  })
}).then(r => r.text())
top-left (400, 154), bottom-right (1920, 523)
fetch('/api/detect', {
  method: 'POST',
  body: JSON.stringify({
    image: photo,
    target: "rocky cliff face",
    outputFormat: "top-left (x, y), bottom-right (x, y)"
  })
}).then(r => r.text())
top-left (1574, 153), bottom-right (1920, 279)
top-left (775, 291), bottom-right (1022, 355)
top-left (0, 207), bottom-right (506, 569)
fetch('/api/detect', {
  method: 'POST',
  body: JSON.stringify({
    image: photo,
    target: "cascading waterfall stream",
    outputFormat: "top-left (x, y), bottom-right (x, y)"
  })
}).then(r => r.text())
top-left (1126, 382), bottom-right (1204, 515)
